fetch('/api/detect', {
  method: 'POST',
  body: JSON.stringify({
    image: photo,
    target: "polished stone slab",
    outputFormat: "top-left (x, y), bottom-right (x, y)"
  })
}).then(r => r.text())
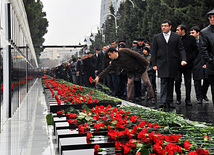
top-left (62, 147), bottom-right (117, 155)
top-left (59, 136), bottom-right (114, 154)
top-left (56, 129), bottom-right (108, 148)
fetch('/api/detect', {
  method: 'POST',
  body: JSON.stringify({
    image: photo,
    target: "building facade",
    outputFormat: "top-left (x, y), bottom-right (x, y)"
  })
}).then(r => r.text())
top-left (100, 0), bottom-right (121, 28)
top-left (0, 0), bottom-right (38, 131)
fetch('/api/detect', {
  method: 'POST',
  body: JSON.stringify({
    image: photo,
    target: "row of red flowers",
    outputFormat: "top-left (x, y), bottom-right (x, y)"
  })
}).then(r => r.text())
top-left (56, 105), bottom-right (211, 155)
top-left (42, 76), bottom-right (107, 105)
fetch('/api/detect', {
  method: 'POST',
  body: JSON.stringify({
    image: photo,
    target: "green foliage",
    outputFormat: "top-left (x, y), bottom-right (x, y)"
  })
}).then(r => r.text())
top-left (93, 0), bottom-right (214, 47)
top-left (46, 114), bottom-right (53, 125)
top-left (23, 0), bottom-right (48, 62)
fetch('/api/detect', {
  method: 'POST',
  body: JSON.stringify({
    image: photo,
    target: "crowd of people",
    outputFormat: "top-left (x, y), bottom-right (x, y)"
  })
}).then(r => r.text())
top-left (45, 9), bottom-right (214, 108)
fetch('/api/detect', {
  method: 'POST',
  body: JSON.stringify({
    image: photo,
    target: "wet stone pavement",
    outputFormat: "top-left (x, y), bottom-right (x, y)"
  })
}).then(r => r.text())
top-left (133, 79), bottom-right (214, 126)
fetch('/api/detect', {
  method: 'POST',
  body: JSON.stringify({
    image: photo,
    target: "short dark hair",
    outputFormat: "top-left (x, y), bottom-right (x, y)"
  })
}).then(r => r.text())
top-left (161, 19), bottom-right (172, 26)
top-left (111, 40), bottom-right (118, 44)
top-left (107, 47), bottom-right (118, 53)
top-left (178, 24), bottom-right (187, 33)
top-left (190, 26), bottom-right (200, 33)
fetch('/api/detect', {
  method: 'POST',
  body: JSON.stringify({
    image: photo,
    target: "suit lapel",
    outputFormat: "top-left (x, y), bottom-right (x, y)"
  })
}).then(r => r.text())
top-left (168, 32), bottom-right (174, 44)
top-left (161, 33), bottom-right (167, 43)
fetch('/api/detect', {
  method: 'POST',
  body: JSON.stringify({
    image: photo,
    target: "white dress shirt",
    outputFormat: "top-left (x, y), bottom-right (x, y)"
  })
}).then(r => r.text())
top-left (163, 31), bottom-right (171, 43)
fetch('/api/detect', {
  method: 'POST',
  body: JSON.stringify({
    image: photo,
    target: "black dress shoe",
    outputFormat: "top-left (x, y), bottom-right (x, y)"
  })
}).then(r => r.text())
top-left (168, 103), bottom-right (175, 108)
top-left (197, 99), bottom-right (203, 104)
top-left (176, 100), bottom-right (181, 105)
top-left (203, 96), bottom-right (209, 101)
top-left (186, 100), bottom-right (192, 106)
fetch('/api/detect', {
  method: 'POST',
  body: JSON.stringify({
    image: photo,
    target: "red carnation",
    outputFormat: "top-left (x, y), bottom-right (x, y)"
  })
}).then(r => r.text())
top-left (188, 151), bottom-right (198, 155)
top-left (57, 110), bottom-right (64, 115)
top-left (196, 148), bottom-right (209, 155)
top-left (204, 136), bottom-right (209, 141)
top-left (89, 76), bottom-right (94, 84)
top-left (86, 132), bottom-right (93, 141)
top-left (184, 140), bottom-right (191, 151)
top-left (94, 144), bottom-right (100, 153)
top-left (67, 119), bottom-right (78, 125)
top-left (115, 141), bottom-right (121, 150)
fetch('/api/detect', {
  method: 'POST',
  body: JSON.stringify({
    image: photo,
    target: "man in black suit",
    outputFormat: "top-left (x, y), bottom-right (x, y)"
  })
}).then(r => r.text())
top-left (151, 19), bottom-right (187, 108)
top-left (175, 25), bottom-right (198, 106)
top-left (95, 48), bottom-right (105, 76)
top-left (83, 51), bottom-right (96, 88)
top-left (190, 26), bottom-right (210, 104)
top-left (200, 9), bottom-right (214, 104)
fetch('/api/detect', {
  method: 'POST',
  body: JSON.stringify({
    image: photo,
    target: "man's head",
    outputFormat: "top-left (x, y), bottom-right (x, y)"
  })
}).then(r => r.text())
top-left (176, 25), bottom-right (187, 36)
top-left (132, 40), bottom-right (137, 47)
top-left (190, 26), bottom-right (200, 39)
top-left (102, 46), bottom-right (108, 52)
top-left (136, 37), bottom-right (145, 46)
top-left (111, 41), bottom-right (118, 48)
top-left (95, 48), bottom-right (100, 54)
top-left (144, 42), bottom-right (151, 49)
top-left (161, 19), bottom-right (172, 33)
top-left (143, 46), bottom-right (150, 55)
top-left (87, 51), bottom-right (93, 58)
top-left (107, 47), bottom-right (118, 60)
top-left (207, 9), bottom-right (214, 26)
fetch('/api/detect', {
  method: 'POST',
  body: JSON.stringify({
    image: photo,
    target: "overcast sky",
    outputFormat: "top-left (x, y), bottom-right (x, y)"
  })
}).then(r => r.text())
top-left (41, 0), bottom-right (101, 45)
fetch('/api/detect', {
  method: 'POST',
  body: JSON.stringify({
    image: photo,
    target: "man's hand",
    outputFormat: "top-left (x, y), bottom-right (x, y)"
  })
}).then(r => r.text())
top-left (203, 64), bottom-right (206, 68)
top-left (153, 66), bottom-right (157, 70)
top-left (95, 76), bottom-right (100, 83)
top-left (181, 61), bottom-right (187, 66)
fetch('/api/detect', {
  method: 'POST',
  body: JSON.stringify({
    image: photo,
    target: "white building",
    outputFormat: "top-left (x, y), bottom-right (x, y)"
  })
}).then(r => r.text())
top-left (100, 0), bottom-right (122, 28)
top-left (0, 0), bottom-right (38, 131)
top-left (40, 48), bottom-right (80, 64)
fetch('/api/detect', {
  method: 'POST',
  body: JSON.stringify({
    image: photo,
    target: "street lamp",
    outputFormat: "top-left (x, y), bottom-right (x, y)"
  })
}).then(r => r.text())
top-left (127, 0), bottom-right (135, 8)
top-left (116, 0), bottom-right (134, 12)
top-left (101, 13), bottom-right (118, 33)
top-left (90, 24), bottom-right (100, 39)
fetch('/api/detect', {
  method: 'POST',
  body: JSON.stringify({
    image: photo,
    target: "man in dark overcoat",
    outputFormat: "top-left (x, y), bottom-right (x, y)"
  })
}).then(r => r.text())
top-left (83, 52), bottom-right (95, 88)
top-left (175, 24), bottom-right (198, 106)
top-left (94, 47), bottom-right (155, 103)
top-left (200, 9), bottom-right (214, 104)
top-left (95, 48), bottom-right (105, 76)
top-left (151, 19), bottom-right (187, 108)
top-left (190, 26), bottom-right (210, 104)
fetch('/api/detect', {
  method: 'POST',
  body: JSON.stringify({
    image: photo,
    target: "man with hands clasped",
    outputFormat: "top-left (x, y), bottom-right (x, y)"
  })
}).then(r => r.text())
top-left (151, 19), bottom-right (187, 108)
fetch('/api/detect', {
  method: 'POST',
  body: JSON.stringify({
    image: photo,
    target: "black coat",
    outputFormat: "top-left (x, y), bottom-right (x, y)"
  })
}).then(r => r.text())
top-left (151, 32), bottom-right (186, 78)
top-left (180, 34), bottom-right (198, 68)
top-left (83, 57), bottom-right (95, 87)
top-left (96, 52), bottom-right (105, 73)
top-left (192, 40), bottom-right (207, 80)
top-left (200, 24), bottom-right (214, 75)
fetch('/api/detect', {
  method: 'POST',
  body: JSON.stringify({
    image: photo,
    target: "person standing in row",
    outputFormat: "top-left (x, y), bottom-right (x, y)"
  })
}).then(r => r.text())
top-left (200, 9), bottom-right (214, 104)
top-left (190, 26), bottom-right (210, 104)
top-left (82, 52), bottom-right (95, 88)
top-left (175, 24), bottom-right (198, 106)
top-left (151, 19), bottom-right (187, 108)
top-left (132, 37), bottom-right (146, 101)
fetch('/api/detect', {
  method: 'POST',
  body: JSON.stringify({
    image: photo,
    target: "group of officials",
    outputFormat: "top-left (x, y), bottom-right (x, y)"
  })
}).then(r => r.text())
top-left (46, 9), bottom-right (214, 108)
